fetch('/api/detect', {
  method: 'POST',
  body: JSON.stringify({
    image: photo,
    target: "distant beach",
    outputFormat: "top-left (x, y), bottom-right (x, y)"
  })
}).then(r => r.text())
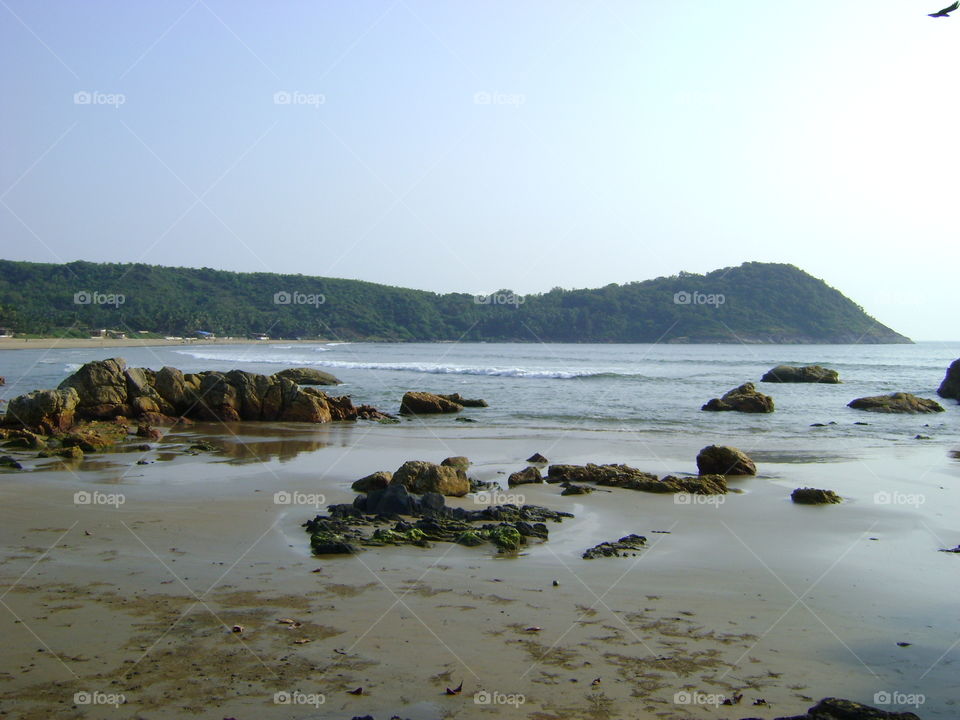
top-left (0, 337), bottom-right (331, 351)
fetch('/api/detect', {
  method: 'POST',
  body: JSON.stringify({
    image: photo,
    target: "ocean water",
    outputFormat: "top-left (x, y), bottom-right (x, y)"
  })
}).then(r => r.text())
top-left (1, 341), bottom-right (957, 448)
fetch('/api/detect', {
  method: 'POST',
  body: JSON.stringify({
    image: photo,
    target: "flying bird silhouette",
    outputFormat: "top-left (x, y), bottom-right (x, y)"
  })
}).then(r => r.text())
top-left (929, 1), bottom-right (959, 17)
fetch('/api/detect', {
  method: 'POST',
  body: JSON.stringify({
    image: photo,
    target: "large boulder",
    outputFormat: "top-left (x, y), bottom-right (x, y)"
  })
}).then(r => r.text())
top-left (847, 393), bottom-right (944, 414)
top-left (278, 386), bottom-right (333, 423)
top-left (275, 367), bottom-right (341, 386)
top-left (391, 460), bottom-right (469, 496)
top-left (5, 388), bottom-right (79, 433)
top-left (937, 358), bottom-right (960, 400)
top-left (508, 466), bottom-right (543, 486)
top-left (352, 471), bottom-right (392, 493)
top-left (761, 365), bottom-right (840, 383)
top-left (399, 392), bottom-right (463, 415)
top-left (696, 445), bottom-right (756, 476)
top-left (440, 456), bottom-right (470, 472)
top-left (153, 366), bottom-right (193, 414)
top-left (59, 358), bottom-right (130, 418)
top-left (702, 382), bottom-right (774, 413)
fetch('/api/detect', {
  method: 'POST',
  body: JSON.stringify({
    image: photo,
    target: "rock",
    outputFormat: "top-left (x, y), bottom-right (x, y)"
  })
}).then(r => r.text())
top-left (545, 463), bottom-right (722, 494)
top-left (440, 456), bottom-right (470, 472)
top-left (791, 487), bottom-right (842, 505)
top-left (0, 376), bottom-right (4, 385)
top-left (560, 482), bottom-right (593, 495)
top-left (398, 391), bottom-right (463, 415)
top-left (392, 460), bottom-right (469, 496)
top-left (773, 697), bottom-right (923, 720)
top-left (847, 393), bottom-right (944, 414)
top-left (488, 524), bottom-right (522, 552)
top-left (937, 358), bottom-right (960, 400)
top-left (0, 455), bottom-right (23, 469)
top-left (761, 365), bottom-right (841, 383)
top-left (135, 424), bottom-right (163, 441)
top-left (656, 474), bottom-right (728, 494)
top-left (508, 466), bottom-right (543, 486)
top-left (351, 471), bottom-right (392, 493)
top-left (696, 445), bottom-right (757, 476)
top-left (3, 430), bottom-right (47, 450)
top-left (57, 446), bottom-right (84, 460)
top-left (62, 421), bottom-right (129, 453)
top-left (583, 534), bottom-right (646, 559)
top-left (59, 358), bottom-right (130, 419)
top-left (364, 482), bottom-right (416, 516)
top-left (274, 367), bottom-right (341, 385)
top-left (526, 452), bottom-right (549, 463)
top-left (455, 417), bottom-right (476, 423)
top-left (5, 388), bottom-right (79, 433)
top-left (438, 393), bottom-right (487, 408)
top-left (702, 382), bottom-right (774, 413)
top-left (153, 366), bottom-right (193, 414)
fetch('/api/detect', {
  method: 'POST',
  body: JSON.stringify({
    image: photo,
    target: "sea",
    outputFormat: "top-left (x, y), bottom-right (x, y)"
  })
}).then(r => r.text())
top-left (2, 341), bottom-right (957, 449)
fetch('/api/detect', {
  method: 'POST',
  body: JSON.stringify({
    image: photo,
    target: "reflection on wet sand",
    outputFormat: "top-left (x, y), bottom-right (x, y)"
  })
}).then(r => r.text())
top-left (159, 422), bottom-right (356, 465)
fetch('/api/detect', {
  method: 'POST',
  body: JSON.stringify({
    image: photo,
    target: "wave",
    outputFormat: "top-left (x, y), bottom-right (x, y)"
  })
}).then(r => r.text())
top-left (172, 349), bottom-right (627, 380)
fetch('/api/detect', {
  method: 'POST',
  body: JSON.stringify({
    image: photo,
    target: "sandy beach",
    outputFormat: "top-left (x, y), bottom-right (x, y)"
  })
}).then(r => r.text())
top-left (1, 422), bottom-right (956, 719)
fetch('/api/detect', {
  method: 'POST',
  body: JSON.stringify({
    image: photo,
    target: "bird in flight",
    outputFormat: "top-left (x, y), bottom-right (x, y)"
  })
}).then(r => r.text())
top-left (929, 1), bottom-right (959, 17)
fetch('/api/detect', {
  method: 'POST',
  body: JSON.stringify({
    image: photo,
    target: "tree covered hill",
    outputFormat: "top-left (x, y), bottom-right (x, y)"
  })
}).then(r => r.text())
top-left (0, 259), bottom-right (910, 343)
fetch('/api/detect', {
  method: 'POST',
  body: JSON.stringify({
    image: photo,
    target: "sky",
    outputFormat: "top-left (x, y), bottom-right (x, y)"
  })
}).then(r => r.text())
top-left (0, 1), bottom-right (957, 340)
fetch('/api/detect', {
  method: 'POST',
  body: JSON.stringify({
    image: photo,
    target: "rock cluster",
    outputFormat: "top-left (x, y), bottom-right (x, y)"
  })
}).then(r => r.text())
top-left (547, 463), bottom-right (728, 494)
top-left (582, 534), bottom-right (647, 559)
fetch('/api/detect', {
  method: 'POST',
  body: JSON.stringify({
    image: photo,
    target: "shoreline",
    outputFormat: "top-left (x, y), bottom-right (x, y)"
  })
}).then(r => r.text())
top-left (0, 337), bottom-right (337, 351)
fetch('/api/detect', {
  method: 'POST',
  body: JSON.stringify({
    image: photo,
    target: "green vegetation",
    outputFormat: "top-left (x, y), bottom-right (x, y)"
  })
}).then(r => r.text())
top-left (0, 259), bottom-right (909, 343)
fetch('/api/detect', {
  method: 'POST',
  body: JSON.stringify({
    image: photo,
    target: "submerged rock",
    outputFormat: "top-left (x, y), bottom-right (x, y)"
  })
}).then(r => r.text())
top-left (847, 393), bottom-right (944, 414)
top-left (583, 534), bottom-right (647, 559)
top-left (274, 367), bottom-right (341, 386)
top-left (702, 382), bottom-right (775, 413)
top-left (791, 487), bottom-right (842, 505)
top-left (937, 358), bottom-right (960, 400)
top-left (761, 364), bottom-right (840, 383)
top-left (696, 445), bottom-right (757, 476)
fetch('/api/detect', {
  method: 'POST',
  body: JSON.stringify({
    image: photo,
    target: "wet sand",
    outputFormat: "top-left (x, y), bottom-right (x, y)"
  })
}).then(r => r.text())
top-left (0, 424), bottom-right (957, 719)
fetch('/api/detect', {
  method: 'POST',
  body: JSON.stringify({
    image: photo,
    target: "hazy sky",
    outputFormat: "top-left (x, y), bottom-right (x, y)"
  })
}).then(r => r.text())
top-left (1, 1), bottom-right (957, 340)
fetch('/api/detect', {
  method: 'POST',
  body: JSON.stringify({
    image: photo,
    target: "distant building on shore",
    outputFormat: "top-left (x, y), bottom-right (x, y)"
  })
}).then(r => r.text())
top-left (250, 332), bottom-right (270, 340)
top-left (194, 330), bottom-right (215, 340)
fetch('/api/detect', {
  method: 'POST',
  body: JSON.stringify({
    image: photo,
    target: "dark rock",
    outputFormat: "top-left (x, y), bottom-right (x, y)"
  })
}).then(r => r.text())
top-left (791, 487), bottom-right (842, 505)
top-left (761, 365), bottom-right (840, 383)
top-left (399, 391), bottom-right (462, 415)
top-left (351, 471), bottom-right (392, 493)
top-left (702, 382), bottom-right (775, 413)
top-left (274, 367), bottom-right (341, 385)
top-left (440, 456), bottom-right (470, 472)
top-left (365, 482), bottom-right (416, 516)
top-left (455, 416), bottom-right (476, 423)
top-left (508, 466), bottom-right (543, 486)
top-left (0, 455), bottom-right (23, 469)
top-left (3, 430), bottom-right (46, 450)
top-left (767, 696), bottom-right (924, 719)
top-left (937, 358), bottom-right (960, 400)
top-left (439, 393), bottom-right (487, 408)
top-left (583, 534), bottom-right (646, 559)
top-left (526, 452), bottom-right (549, 463)
top-left (560, 482), bottom-right (594, 495)
top-left (848, 393), bottom-right (944, 414)
top-left (136, 424), bottom-right (163, 441)
top-left (696, 445), bottom-right (757, 476)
